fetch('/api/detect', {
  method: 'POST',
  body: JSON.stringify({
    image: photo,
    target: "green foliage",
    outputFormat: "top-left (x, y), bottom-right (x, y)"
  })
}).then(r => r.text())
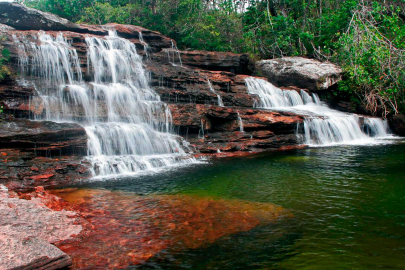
top-left (23, 0), bottom-right (405, 115)
top-left (334, 2), bottom-right (405, 115)
top-left (0, 35), bottom-right (10, 81)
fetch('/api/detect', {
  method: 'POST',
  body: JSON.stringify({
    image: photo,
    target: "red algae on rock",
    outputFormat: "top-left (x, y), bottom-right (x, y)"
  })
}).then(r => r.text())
top-left (51, 188), bottom-right (293, 269)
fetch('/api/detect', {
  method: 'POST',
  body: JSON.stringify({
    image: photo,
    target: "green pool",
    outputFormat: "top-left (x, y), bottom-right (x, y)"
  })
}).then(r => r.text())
top-left (70, 141), bottom-right (405, 269)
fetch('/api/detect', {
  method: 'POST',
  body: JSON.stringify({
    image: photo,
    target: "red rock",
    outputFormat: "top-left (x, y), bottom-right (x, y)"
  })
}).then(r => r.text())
top-left (277, 145), bottom-right (308, 151)
top-left (30, 174), bottom-right (54, 180)
top-left (51, 188), bottom-right (292, 269)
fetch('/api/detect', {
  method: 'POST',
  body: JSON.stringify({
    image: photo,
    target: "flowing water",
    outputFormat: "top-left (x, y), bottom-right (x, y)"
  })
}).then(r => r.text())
top-left (13, 30), bottom-right (196, 178)
top-left (237, 112), bottom-right (244, 132)
top-left (207, 79), bottom-right (224, 107)
top-left (245, 77), bottom-right (394, 146)
top-left (58, 142), bottom-right (405, 269)
top-left (165, 40), bottom-right (183, 67)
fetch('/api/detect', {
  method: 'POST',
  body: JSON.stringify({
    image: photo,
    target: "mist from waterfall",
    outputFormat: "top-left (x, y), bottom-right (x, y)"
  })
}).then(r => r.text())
top-left (245, 77), bottom-right (394, 146)
top-left (14, 30), bottom-right (197, 178)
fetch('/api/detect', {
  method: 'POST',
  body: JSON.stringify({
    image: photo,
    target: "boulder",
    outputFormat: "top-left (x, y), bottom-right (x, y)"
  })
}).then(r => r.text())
top-left (256, 57), bottom-right (342, 91)
top-left (388, 114), bottom-right (405, 136)
top-left (0, 2), bottom-right (105, 35)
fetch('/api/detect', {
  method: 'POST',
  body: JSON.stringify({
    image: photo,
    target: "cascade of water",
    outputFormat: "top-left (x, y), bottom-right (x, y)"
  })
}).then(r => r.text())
top-left (14, 30), bottom-right (196, 178)
top-left (237, 112), bottom-right (244, 132)
top-left (166, 40), bottom-right (182, 67)
top-left (300, 90), bottom-right (314, 104)
top-left (245, 77), bottom-right (393, 145)
top-left (363, 118), bottom-right (391, 137)
top-left (245, 77), bottom-right (304, 107)
top-left (207, 79), bottom-right (224, 106)
top-left (198, 119), bottom-right (205, 139)
top-left (138, 32), bottom-right (150, 60)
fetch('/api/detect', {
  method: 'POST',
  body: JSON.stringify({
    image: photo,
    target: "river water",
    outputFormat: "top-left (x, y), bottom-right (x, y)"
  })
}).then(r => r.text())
top-left (59, 141), bottom-right (405, 269)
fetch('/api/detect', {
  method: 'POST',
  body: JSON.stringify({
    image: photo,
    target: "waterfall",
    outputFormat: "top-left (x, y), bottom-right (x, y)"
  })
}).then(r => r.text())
top-left (14, 30), bottom-right (197, 178)
top-left (198, 119), bottom-right (205, 139)
top-left (245, 77), bottom-right (393, 146)
top-left (237, 112), bottom-right (244, 132)
top-left (207, 79), bottom-right (224, 106)
top-left (165, 40), bottom-right (182, 67)
top-left (245, 77), bottom-right (303, 107)
top-left (138, 31), bottom-right (150, 60)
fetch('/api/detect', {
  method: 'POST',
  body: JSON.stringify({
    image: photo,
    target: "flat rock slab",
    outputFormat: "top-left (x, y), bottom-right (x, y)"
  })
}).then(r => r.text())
top-left (0, 186), bottom-right (81, 270)
top-left (256, 57), bottom-right (342, 91)
top-left (0, 233), bottom-right (71, 270)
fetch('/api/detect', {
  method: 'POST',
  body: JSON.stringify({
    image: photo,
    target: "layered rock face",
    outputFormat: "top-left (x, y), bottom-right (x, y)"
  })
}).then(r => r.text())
top-left (0, 3), bottom-right (305, 190)
top-left (0, 116), bottom-right (90, 191)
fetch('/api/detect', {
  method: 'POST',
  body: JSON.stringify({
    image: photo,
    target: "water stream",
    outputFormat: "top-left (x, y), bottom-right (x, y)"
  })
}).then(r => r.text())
top-left (207, 79), bottom-right (224, 107)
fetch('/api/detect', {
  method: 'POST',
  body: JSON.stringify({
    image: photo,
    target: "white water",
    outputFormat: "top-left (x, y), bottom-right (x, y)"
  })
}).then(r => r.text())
top-left (207, 79), bottom-right (224, 106)
top-left (198, 119), bottom-right (205, 139)
top-left (138, 31), bottom-right (150, 60)
top-left (245, 77), bottom-right (393, 146)
top-left (14, 30), bottom-right (197, 178)
top-left (165, 40), bottom-right (182, 67)
top-left (237, 112), bottom-right (244, 132)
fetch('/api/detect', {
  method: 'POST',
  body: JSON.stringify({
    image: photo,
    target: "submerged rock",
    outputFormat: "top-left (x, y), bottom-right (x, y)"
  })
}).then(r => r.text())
top-left (256, 57), bottom-right (342, 91)
top-left (53, 188), bottom-right (293, 269)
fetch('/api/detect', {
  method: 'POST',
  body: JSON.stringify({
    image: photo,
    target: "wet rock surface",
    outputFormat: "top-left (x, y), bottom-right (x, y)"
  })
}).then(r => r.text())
top-left (0, 118), bottom-right (87, 152)
top-left (0, 186), bottom-right (82, 270)
top-left (256, 57), bottom-right (342, 91)
top-left (0, 118), bottom-right (90, 191)
top-left (169, 104), bottom-right (303, 153)
top-left (388, 114), bottom-right (405, 136)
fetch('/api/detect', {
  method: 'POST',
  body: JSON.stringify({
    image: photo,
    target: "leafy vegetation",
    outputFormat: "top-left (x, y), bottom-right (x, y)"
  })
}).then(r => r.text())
top-left (23, 0), bottom-right (405, 115)
top-left (0, 35), bottom-right (10, 81)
